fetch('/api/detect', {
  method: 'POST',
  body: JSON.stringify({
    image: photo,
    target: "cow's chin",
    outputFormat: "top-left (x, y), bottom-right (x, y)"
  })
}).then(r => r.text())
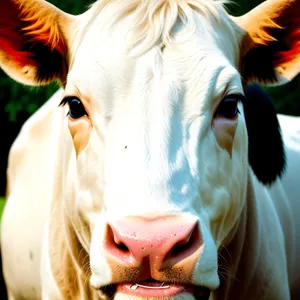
top-left (98, 283), bottom-right (210, 300)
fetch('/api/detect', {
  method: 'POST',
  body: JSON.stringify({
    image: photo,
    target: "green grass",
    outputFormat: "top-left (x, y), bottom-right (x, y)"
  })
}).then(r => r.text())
top-left (0, 198), bottom-right (5, 221)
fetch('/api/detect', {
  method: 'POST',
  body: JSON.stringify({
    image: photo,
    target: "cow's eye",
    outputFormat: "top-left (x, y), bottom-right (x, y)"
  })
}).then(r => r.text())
top-left (67, 97), bottom-right (87, 119)
top-left (215, 96), bottom-right (240, 119)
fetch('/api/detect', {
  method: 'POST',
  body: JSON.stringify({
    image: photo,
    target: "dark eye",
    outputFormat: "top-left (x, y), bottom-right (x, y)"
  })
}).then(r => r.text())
top-left (67, 97), bottom-right (87, 119)
top-left (215, 96), bottom-right (240, 119)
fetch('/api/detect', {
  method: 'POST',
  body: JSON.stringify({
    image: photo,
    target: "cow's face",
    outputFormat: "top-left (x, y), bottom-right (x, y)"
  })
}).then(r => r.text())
top-left (1, 0), bottom-right (298, 299)
top-left (63, 2), bottom-right (248, 296)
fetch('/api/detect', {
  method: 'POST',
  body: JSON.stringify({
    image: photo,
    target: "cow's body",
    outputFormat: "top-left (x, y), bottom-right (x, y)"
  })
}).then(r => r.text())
top-left (1, 0), bottom-right (300, 299)
top-left (1, 89), bottom-right (300, 300)
top-left (1, 89), bottom-right (66, 300)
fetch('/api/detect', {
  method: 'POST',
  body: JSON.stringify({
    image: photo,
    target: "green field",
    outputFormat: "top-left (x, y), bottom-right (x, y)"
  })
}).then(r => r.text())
top-left (0, 198), bottom-right (5, 220)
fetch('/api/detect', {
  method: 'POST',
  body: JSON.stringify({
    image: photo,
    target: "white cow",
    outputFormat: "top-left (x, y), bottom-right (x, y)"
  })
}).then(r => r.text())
top-left (0, 0), bottom-right (300, 299)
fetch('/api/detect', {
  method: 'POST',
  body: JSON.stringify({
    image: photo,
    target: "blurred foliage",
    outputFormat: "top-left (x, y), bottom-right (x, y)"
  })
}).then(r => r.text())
top-left (0, 73), bottom-right (58, 121)
top-left (1, 0), bottom-right (300, 120)
top-left (0, 198), bottom-right (5, 220)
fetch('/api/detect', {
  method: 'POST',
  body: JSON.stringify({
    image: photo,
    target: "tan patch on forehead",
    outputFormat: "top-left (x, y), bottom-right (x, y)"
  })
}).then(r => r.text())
top-left (68, 116), bottom-right (92, 155)
top-left (212, 118), bottom-right (238, 157)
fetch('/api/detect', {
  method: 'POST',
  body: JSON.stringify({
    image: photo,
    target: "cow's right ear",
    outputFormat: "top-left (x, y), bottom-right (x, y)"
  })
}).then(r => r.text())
top-left (0, 0), bottom-right (75, 86)
top-left (234, 0), bottom-right (300, 84)
top-left (243, 83), bottom-right (286, 185)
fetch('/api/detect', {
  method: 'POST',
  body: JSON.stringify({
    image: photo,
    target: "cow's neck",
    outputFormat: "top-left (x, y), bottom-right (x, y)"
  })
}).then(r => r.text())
top-left (215, 170), bottom-right (270, 299)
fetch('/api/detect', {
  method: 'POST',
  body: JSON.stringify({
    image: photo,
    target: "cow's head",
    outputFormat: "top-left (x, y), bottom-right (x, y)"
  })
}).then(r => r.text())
top-left (1, 0), bottom-right (299, 299)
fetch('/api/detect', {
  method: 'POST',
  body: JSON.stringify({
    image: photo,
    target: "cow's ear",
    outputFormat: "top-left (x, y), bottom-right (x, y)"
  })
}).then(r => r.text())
top-left (234, 0), bottom-right (300, 84)
top-left (0, 0), bottom-right (74, 86)
top-left (243, 83), bottom-right (285, 185)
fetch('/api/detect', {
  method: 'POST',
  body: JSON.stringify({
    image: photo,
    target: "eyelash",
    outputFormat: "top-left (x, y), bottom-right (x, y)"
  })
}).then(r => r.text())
top-left (59, 96), bottom-right (88, 119)
top-left (214, 93), bottom-right (244, 119)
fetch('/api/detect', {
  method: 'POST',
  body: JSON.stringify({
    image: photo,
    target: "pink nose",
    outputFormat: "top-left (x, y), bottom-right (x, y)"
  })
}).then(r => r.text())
top-left (105, 216), bottom-right (202, 272)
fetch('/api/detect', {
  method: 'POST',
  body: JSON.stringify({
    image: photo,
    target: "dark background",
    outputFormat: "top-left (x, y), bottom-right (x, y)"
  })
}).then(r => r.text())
top-left (0, 0), bottom-right (300, 196)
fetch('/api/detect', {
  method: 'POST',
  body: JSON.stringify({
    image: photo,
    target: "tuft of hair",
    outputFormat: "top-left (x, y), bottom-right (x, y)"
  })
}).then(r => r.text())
top-left (90, 0), bottom-right (229, 56)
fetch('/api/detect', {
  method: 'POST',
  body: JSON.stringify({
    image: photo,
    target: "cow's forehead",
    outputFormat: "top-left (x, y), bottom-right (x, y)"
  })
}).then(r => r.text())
top-left (66, 0), bottom-right (241, 104)
top-left (66, 2), bottom-right (245, 218)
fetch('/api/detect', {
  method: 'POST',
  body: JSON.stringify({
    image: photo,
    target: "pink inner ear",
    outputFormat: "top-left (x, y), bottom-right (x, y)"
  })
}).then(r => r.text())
top-left (0, 1), bottom-right (34, 67)
top-left (273, 5), bottom-right (300, 67)
top-left (0, 0), bottom-right (66, 67)
top-left (0, 31), bottom-right (36, 67)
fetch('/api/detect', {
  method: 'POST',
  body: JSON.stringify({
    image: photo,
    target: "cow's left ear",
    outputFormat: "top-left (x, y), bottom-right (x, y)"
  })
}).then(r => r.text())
top-left (234, 0), bottom-right (300, 84)
top-left (0, 0), bottom-right (75, 86)
top-left (243, 83), bottom-right (285, 185)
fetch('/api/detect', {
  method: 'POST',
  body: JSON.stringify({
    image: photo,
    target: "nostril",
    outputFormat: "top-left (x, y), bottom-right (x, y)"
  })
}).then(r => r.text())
top-left (115, 242), bottom-right (129, 252)
top-left (171, 243), bottom-right (187, 256)
top-left (170, 223), bottom-right (201, 259)
top-left (171, 234), bottom-right (192, 256)
top-left (171, 234), bottom-right (190, 255)
top-left (105, 224), bottom-right (130, 255)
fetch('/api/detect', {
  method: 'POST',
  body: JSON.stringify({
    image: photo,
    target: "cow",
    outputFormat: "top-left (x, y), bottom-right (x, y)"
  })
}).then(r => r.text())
top-left (0, 0), bottom-right (300, 299)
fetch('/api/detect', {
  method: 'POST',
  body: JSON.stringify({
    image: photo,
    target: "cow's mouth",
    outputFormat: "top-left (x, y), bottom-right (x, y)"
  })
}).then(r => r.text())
top-left (99, 280), bottom-right (211, 299)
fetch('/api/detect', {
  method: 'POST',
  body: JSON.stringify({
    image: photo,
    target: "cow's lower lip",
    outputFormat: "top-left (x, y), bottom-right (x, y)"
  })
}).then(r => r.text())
top-left (116, 281), bottom-right (210, 298)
